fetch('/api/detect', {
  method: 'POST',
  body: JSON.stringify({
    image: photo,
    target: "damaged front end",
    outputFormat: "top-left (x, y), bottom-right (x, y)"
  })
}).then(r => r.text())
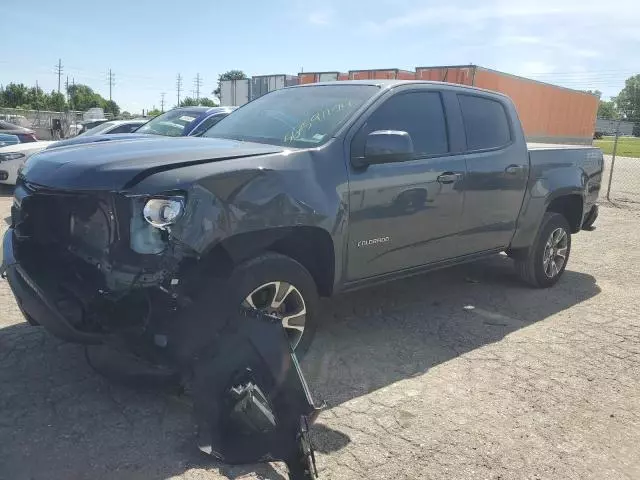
top-left (4, 179), bottom-right (199, 349)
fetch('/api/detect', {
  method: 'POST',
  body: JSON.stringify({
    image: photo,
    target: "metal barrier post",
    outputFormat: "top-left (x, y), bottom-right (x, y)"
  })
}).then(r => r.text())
top-left (606, 120), bottom-right (621, 201)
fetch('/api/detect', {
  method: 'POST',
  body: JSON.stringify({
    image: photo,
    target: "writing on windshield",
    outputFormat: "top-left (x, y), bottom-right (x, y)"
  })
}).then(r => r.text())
top-left (283, 100), bottom-right (356, 144)
top-left (204, 85), bottom-right (379, 147)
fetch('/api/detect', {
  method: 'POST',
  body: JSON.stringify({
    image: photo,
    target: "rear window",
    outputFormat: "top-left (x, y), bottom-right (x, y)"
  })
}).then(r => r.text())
top-left (458, 95), bottom-right (511, 151)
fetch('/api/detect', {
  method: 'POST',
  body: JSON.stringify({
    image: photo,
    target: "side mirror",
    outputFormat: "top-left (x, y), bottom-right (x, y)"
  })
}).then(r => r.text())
top-left (354, 130), bottom-right (414, 167)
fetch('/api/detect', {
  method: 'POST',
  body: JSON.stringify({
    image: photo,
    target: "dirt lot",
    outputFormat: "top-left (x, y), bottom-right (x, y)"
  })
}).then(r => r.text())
top-left (602, 154), bottom-right (640, 204)
top-left (1, 190), bottom-right (639, 480)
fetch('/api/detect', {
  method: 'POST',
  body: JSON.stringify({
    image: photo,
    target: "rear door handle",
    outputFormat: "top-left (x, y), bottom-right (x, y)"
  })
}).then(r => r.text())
top-left (437, 172), bottom-right (461, 184)
top-left (505, 164), bottom-right (525, 175)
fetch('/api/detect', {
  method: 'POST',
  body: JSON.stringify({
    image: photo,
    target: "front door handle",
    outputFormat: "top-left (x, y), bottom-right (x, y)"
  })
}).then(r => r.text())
top-left (505, 164), bottom-right (525, 175)
top-left (437, 172), bottom-right (461, 184)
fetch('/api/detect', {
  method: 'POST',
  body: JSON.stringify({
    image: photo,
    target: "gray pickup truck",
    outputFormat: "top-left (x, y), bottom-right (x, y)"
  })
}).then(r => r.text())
top-left (1, 81), bottom-right (602, 359)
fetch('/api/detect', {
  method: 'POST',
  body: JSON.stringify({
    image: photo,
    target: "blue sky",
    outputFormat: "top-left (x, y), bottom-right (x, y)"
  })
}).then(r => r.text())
top-left (2, 0), bottom-right (638, 113)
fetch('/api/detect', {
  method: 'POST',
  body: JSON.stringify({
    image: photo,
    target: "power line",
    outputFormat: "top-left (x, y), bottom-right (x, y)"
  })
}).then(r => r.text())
top-left (193, 73), bottom-right (202, 101)
top-left (176, 73), bottom-right (183, 106)
top-left (106, 69), bottom-right (115, 102)
top-left (54, 59), bottom-right (63, 94)
top-left (160, 92), bottom-right (166, 113)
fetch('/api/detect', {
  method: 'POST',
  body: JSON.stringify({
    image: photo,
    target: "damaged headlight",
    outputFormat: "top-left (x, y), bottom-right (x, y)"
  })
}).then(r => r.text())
top-left (130, 195), bottom-right (185, 255)
top-left (143, 197), bottom-right (184, 229)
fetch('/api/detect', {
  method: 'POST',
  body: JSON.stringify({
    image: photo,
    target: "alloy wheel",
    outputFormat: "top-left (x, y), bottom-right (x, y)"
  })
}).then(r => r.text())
top-left (242, 281), bottom-right (307, 349)
top-left (543, 227), bottom-right (568, 278)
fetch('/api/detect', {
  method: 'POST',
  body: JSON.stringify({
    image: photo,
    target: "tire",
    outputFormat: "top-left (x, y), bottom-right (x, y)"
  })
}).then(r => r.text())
top-left (226, 252), bottom-right (319, 355)
top-left (515, 212), bottom-right (572, 288)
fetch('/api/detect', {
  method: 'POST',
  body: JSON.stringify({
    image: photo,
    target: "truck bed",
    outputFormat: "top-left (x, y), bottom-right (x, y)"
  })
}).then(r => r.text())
top-left (527, 142), bottom-right (598, 151)
top-left (527, 142), bottom-right (604, 213)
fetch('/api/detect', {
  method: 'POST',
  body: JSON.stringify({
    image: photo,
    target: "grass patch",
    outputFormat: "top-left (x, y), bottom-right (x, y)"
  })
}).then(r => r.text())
top-left (594, 136), bottom-right (640, 158)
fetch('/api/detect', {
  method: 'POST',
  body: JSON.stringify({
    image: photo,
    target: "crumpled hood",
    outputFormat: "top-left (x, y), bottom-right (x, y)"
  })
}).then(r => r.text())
top-left (21, 136), bottom-right (283, 190)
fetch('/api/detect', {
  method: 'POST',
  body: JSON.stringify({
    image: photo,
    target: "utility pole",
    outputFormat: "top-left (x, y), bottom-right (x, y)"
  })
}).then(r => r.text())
top-left (106, 69), bottom-right (115, 102)
top-left (160, 92), bottom-right (166, 113)
top-left (35, 80), bottom-right (40, 110)
top-left (176, 73), bottom-right (183, 107)
top-left (54, 59), bottom-right (63, 94)
top-left (194, 73), bottom-right (202, 101)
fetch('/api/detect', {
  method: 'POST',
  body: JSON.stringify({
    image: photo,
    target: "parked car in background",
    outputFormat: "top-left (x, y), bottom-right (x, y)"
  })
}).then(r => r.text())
top-left (0, 141), bottom-right (54, 184)
top-left (45, 107), bottom-right (237, 150)
top-left (0, 121), bottom-right (38, 143)
top-left (77, 119), bottom-right (110, 135)
top-left (135, 106), bottom-right (236, 137)
top-left (0, 134), bottom-right (20, 148)
top-left (48, 120), bottom-right (148, 149)
top-left (79, 119), bottom-right (147, 136)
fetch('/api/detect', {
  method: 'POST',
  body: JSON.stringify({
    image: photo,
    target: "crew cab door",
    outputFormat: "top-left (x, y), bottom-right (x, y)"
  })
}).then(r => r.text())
top-left (454, 93), bottom-right (529, 254)
top-left (345, 88), bottom-right (467, 280)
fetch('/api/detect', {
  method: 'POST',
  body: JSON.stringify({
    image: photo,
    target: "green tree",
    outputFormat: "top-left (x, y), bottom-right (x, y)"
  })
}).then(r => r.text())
top-left (67, 84), bottom-right (104, 111)
top-left (598, 100), bottom-right (616, 119)
top-left (47, 91), bottom-right (67, 112)
top-left (146, 108), bottom-right (162, 117)
top-left (213, 70), bottom-right (248, 98)
top-left (25, 86), bottom-right (46, 110)
top-left (179, 96), bottom-right (218, 107)
top-left (103, 100), bottom-right (120, 117)
top-left (179, 97), bottom-right (199, 107)
top-left (121, 111), bottom-right (132, 119)
top-left (197, 97), bottom-right (218, 107)
top-left (616, 74), bottom-right (640, 124)
top-left (2, 83), bottom-right (30, 108)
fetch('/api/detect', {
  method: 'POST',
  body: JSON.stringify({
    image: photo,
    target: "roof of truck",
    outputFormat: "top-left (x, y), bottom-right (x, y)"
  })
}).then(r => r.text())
top-left (290, 79), bottom-right (511, 97)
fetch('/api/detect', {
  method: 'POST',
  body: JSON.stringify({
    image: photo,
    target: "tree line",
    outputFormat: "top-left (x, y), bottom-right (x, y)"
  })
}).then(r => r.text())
top-left (0, 82), bottom-right (121, 117)
top-left (588, 74), bottom-right (640, 132)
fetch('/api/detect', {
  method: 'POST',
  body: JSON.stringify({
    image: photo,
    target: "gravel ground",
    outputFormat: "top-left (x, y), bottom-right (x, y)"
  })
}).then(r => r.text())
top-left (602, 154), bottom-right (640, 204)
top-left (0, 189), bottom-right (639, 480)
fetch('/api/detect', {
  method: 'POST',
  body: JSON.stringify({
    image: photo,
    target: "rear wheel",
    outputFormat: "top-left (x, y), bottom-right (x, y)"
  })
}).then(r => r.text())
top-left (227, 253), bottom-right (319, 355)
top-left (515, 212), bottom-right (572, 288)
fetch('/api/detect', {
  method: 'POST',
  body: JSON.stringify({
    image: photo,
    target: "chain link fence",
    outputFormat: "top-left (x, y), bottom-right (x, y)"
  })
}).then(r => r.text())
top-left (597, 121), bottom-right (640, 205)
top-left (0, 108), bottom-right (85, 140)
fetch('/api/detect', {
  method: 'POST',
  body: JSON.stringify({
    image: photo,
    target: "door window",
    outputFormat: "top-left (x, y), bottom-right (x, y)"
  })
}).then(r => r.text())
top-left (354, 91), bottom-right (449, 157)
top-left (458, 95), bottom-right (511, 151)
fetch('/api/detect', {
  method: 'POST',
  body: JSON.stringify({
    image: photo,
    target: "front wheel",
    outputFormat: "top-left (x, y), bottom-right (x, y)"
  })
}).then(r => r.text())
top-left (515, 212), bottom-right (572, 288)
top-left (227, 253), bottom-right (319, 355)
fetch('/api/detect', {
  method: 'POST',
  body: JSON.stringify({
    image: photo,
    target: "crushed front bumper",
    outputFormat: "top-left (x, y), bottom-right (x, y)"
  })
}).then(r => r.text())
top-left (2, 229), bottom-right (105, 344)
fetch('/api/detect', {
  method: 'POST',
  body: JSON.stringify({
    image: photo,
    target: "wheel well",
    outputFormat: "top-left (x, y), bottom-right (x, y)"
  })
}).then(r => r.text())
top-left (547, 195), bottom-right (583, 233)
top-left (202, 227), bottom-right (335, 297)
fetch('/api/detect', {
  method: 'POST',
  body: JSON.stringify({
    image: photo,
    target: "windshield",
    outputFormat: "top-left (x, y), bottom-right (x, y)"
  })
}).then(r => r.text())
top-left (78, 121), bottom-right (117, 136)
top-left (203, 85), bottom-right (379, 147)
top-left (136, 109), bottom-right (203, 137)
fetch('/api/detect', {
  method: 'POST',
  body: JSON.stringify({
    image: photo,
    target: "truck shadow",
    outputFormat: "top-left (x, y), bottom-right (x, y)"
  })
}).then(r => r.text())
top-left (305, 253), bottom-right (600, 409)
top-left (0, 254), bottom-right (600, 479)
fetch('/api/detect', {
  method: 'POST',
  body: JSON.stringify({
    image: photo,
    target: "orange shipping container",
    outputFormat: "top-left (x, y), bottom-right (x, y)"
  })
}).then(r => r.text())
top-left (415, 65), bottom-right (598, 145)
top-left (349, 69), bottom-right (415, 80)
top-left (298, 72), bottom-right (348, 84)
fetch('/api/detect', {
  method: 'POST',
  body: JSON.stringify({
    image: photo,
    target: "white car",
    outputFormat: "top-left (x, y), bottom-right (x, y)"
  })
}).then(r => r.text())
top-left (78, 119), bottom-right (147, 136)
top-left (0, 141), bottom-right (55, 185)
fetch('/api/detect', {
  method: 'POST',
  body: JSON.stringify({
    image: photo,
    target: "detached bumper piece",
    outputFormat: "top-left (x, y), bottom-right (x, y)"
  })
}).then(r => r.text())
top-left (193, 309), bottom-right (324, 480)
